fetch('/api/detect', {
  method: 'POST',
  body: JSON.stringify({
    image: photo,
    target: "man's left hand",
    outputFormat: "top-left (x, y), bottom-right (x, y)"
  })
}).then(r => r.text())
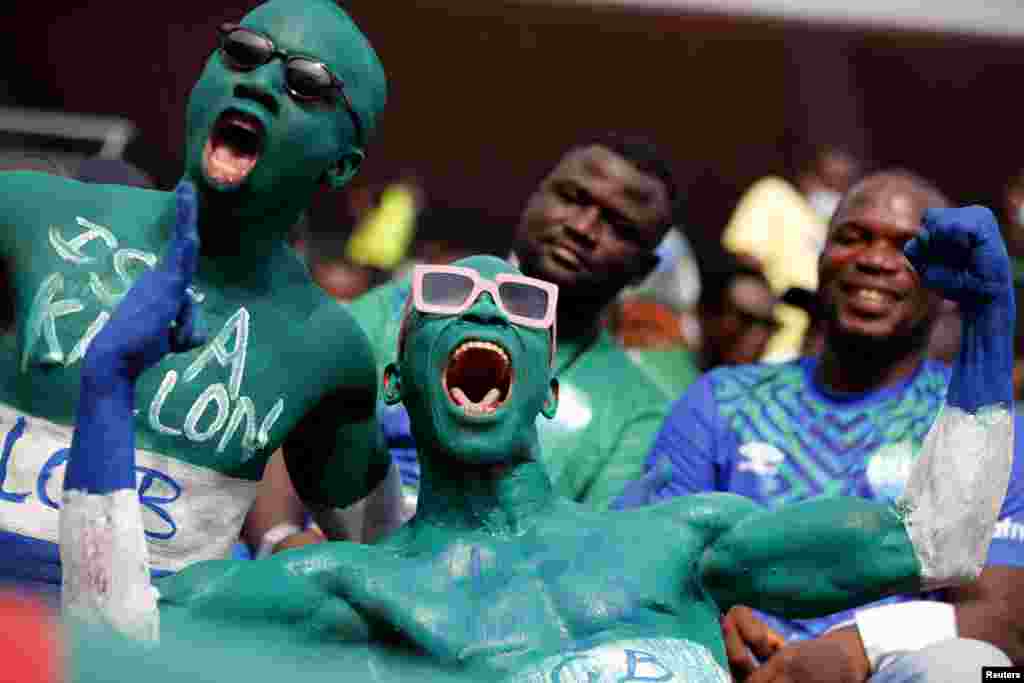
top-left (722, 606), bottom-right (785, 679)
top-left (904, 206), bottom-right (1012, 311)
top-left (745, 626), bottom-right (871, 683)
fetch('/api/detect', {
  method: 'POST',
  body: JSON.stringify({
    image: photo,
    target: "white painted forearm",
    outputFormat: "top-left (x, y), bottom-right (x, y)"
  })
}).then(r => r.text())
top-left (897, 405), bottom-right (1013, 589)
top-left (60, 489), bottom-right (160, 642)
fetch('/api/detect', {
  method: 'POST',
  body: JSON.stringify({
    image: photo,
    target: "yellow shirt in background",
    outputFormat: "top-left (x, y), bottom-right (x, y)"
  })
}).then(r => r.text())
top-left (346, 184), bottom-right (418, 270)
top-left (721, 176), bottom-right (824, 361)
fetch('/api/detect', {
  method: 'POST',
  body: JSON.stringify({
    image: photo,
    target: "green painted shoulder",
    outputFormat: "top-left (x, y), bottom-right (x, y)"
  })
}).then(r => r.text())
top-left (646, 492), bottom-right (759, 543)
top-left (304, 296), bottom-right (380, 397)
top-left (0, 172), bottom-right (75, 257)
top-left (0, 169), bottom-right (72, 205)
top-left (0, 171), bottom-right (171, 260)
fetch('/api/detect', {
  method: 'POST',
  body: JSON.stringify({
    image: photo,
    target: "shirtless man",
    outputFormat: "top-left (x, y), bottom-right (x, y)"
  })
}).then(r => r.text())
top-left (62, 203), bottom-right (1014, 681)
top-left (0, 0), bottom-right (391, 595)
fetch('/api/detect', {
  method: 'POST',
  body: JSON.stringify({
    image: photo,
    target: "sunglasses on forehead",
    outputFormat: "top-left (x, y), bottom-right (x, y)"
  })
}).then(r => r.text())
top-left (401, 265), bottom-right (560, 364)
top-left (217, 23), bottom-right (365, 148)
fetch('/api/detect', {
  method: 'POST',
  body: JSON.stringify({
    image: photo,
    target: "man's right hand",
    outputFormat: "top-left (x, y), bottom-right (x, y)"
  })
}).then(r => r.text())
top-left (721, 606), bottom-right (785, 680)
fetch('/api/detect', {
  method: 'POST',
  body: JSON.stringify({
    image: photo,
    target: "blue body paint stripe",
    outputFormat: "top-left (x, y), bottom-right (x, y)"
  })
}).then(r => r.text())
top-left (0, 529), bottom-right (171, 586)
top-left (948, 295), bottom-right (1016, 412)
top-left (64, 376), bottom-right (136, 495)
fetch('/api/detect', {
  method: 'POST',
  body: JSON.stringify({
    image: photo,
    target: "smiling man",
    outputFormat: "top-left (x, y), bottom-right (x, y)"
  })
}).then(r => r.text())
top-left (0, 0), bottom-right (391, 599)
top-left (60, 201), bottom-right (1015, 682)
top-left (617, 171), bottom-right (1024, 681)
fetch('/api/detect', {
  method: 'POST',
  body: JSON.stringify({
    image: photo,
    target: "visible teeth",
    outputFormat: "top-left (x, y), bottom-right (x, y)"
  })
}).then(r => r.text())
top-left (445, 340), bottom-right (511, 416)
top-left (228, 117), bottom-right (260, 134)
top-left (451, 387), bottom-right (502, 415)
top-left (855, 288), bottom-right (886, 302)
top-left (453, 340), bottom-right (509, 364)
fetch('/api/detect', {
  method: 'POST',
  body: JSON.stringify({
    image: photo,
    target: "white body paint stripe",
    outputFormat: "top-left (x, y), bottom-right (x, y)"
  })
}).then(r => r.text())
top-left (0, 402), bottom-right (259, 573)
top-left (898, 404), bottom-right (1014, 589)
top-left (60, 488), bottom-right (159, 642)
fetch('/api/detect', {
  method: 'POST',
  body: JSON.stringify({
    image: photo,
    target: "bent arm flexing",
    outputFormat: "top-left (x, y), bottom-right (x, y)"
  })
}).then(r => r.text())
top-left (702, 206), bottom-right (1015, 619)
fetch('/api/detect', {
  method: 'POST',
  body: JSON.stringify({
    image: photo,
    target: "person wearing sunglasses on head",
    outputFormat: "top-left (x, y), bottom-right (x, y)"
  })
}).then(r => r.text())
top-left (60, 221), bottom-right (1013, 682)
top-left (0, 0), bottom-right (395, 602)
top-left (340, 135), bottom-right (679, 537)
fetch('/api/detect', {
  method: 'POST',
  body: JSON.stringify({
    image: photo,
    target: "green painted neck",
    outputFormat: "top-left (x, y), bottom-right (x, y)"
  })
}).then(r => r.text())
top-left (183, 173), bottom-right (311, 290)
top-left (415, 457), bottom-right (557, 536)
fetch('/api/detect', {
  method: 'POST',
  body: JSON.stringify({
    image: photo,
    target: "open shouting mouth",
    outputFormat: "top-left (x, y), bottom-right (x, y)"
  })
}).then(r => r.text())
top-left (443, 340), bottom-right (513, 416)
top-left (203, 110), bottom-right (265, 187)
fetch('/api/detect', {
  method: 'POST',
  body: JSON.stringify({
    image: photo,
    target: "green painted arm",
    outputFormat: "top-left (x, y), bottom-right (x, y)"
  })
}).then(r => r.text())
top-left (155, 547), bottom-right (371, 642)
top-left (700, 496), bottom-right (921, 618)
top-left (283, 304), bottom-right (392, 510)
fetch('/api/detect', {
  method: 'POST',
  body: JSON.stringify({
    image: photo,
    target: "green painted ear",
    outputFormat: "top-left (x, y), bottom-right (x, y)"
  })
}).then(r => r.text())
top-left (541, 378), bottom-right (559, 419)
top-left (324, 149), bottom-right (366, 190)
top-left (382, 363), bottom-right (403, 405)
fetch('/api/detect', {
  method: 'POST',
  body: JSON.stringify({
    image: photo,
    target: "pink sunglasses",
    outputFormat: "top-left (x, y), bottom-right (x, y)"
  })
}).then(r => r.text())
top-left (400, 264), bottom-right (559, 363)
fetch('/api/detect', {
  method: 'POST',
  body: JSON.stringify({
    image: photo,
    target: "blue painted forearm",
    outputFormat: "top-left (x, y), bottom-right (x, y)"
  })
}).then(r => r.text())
top-left (905, 207), bottom-right (1016, 413)
top-left (63, 370), bottom-right (136, 494)
top-left (949, 290), bottom-right (1015, 413)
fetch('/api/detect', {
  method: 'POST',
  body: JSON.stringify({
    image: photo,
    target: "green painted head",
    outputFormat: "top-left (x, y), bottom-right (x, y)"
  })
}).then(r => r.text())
top-left (184, 0), bottom-right (386, 218)
top-left (384, 256), bottom-right (559, 466)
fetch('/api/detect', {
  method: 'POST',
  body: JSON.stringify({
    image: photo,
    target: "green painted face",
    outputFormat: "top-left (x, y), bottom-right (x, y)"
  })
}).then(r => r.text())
top-left (387, 256), bottom-right (557, 466)
top-left (183, 0), bottom-right (386, 216)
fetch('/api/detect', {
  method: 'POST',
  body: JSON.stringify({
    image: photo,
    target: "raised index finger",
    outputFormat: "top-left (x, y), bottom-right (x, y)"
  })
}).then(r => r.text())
top-left (163, 180), bottom-right (200, 283)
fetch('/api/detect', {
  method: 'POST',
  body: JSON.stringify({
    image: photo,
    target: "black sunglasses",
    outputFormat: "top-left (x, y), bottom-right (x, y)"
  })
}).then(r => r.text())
top-left (217, 23), bottom-right (364, 148)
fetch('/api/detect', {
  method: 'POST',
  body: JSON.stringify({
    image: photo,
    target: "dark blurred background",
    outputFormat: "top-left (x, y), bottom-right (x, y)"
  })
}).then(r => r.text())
top-left (4, 0), bottom-right (1024, 251)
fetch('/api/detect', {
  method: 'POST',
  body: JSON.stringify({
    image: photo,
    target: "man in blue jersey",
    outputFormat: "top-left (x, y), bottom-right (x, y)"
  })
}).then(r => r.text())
top-left (616, 170), bottom-right (1024, 682)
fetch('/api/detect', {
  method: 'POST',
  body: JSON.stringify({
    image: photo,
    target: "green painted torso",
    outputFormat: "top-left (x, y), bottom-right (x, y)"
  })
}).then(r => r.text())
top-left (1, 174), bottom-right (354, 476)
top-left (0, 171), bottom-right (377, 569)
top-left (157, 497), bottom-right (744, 682)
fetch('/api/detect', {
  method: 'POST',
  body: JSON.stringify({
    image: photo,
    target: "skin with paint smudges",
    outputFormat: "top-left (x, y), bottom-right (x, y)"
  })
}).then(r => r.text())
top-left (0, 0), bottom-right (389, 577)
top-left (147, 255), bottom-right (943, 682)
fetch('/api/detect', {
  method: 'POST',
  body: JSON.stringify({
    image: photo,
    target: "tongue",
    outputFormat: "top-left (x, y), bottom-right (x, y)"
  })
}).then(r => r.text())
top-left (207, 139), bottom-right (259, 185)
top-left (452, 387), bottom-right (502, 413)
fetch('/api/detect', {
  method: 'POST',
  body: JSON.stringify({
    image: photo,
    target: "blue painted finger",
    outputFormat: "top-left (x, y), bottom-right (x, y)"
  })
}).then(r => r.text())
top-left (171, 297), bottom-right (207, 353)
top-left (164, 180), bottom-right (200, 283)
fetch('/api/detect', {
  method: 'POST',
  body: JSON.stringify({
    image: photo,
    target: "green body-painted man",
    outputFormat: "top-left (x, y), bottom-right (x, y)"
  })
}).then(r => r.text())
top-left (0, 0), bottom-right (391, 589)
top-left (350, 140), bottom-right (680, 524)
top-left (65, 236), bottom-right (1012, 681)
